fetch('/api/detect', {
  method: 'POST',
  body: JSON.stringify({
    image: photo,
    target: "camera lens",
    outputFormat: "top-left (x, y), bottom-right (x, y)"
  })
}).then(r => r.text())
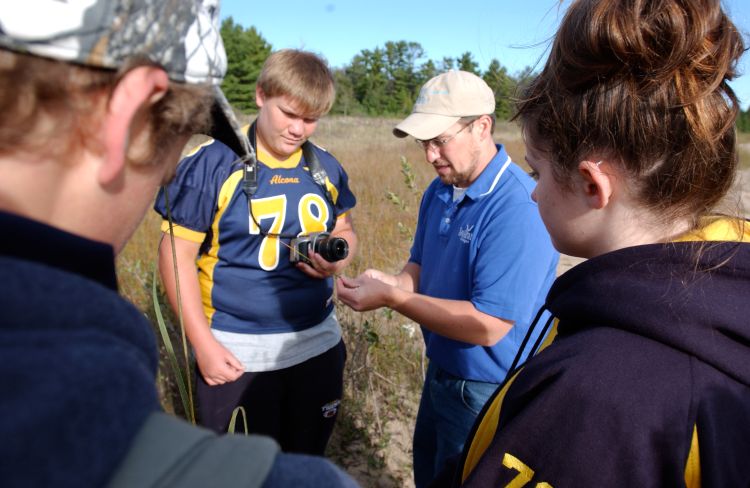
top-left (314, 236), bottom-right (349, 262)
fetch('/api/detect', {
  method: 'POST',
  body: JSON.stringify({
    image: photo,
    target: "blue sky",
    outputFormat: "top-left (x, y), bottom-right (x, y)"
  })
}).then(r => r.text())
top-left (221, 0), bottom-right (750, 109)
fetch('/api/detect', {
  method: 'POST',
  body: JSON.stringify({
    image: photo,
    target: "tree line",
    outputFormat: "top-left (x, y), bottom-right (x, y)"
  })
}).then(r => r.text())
top-left (220, 17), bottom-right (530, 121)
top-left (737, 109), bottom-right (750, 133)
top-left (221, 17), bottom-right (750, 130)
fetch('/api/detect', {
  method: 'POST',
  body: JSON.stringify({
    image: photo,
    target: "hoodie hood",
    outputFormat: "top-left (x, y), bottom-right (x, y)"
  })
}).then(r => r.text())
top-left (547, 234), bottom-right (750, 387)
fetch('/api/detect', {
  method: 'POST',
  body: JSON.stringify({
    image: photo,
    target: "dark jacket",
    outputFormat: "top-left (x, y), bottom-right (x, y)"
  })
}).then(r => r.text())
top-left (458, 219), bottom-right (750, 487)
top-left (0, 211), bottom-right (358, 488)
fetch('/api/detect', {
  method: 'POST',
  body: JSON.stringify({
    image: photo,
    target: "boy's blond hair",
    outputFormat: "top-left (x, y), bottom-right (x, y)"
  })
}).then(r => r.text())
top-left (257, 49), bottom-right (335, 117)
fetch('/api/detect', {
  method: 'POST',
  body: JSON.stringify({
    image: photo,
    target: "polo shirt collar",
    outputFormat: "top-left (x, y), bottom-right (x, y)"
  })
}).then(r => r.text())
top-left (435, 144), bottom-right (512, 204)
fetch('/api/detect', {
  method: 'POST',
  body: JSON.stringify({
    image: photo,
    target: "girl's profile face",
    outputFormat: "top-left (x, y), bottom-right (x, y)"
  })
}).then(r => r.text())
top-left (525, 136), bottom-right (594, 258)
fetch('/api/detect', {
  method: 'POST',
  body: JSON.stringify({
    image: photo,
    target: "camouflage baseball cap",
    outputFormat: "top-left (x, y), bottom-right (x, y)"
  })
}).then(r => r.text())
top-left (0, 0), bottom-right (250, 158)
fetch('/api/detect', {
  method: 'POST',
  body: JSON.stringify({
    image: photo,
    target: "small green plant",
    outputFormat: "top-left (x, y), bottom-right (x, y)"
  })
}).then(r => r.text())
top-left (400, 156), bottom-right (417, 193)
top-left (362, 320), bottom-right (380, 347)
top-left (385, 191), bottom-right (406, 211)
top-left (385, 156), bottom-right (424, 243)
top-left (385, 156), bottom-right (422, 210)
top-left (396, 222), bottom-right (412, 242)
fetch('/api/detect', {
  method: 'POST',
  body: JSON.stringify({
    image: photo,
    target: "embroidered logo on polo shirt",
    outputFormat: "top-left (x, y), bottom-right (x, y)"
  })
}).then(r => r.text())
top-left (458, 224), bottom-right (474, 244)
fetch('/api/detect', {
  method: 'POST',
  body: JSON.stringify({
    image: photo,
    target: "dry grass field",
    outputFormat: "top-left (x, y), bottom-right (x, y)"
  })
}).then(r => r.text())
top-left (117, 116), bottom-right (750, 487)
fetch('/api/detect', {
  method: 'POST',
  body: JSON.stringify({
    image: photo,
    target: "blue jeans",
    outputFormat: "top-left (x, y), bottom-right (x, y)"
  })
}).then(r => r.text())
top-left (412, 362), bottom-right (499, 487)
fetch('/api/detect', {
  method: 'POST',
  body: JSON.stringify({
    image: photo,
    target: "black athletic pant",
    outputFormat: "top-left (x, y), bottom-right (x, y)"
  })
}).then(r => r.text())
top-left (196, 339), bottom-right (346, 456)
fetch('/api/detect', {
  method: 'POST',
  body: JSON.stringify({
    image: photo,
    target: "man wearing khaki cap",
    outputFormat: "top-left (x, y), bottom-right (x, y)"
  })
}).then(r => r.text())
top-left (0, 1), bottom-right (358, 486)
top-left (337, 70), bottom-right (558, 487)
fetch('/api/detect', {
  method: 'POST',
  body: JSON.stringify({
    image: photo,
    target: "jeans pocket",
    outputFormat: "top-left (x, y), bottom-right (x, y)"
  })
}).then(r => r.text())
top-left (460, 379), bottom-right (497, 416)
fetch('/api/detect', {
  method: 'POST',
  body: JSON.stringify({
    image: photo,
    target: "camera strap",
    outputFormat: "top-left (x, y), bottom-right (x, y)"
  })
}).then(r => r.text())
top-left (241, 121), bottom-right (335, 237)
top-left (304, 144), bottom-right (336, 207)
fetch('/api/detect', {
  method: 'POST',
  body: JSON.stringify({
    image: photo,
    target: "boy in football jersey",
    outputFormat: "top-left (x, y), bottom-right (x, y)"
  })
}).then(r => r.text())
top-left (155, 49), bottom-right (357, 455)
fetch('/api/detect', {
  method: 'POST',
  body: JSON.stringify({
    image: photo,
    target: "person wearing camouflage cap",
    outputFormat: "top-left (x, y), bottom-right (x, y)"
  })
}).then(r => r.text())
top-left (0, 1), bottom-right (357, 486)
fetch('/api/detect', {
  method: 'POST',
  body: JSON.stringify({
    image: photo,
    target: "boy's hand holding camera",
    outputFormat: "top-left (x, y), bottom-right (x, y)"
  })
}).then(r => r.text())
top-left (292, 231), bottom-right (350, 279)
top-left (293, 207), bottom-right (357, 279)
top-left (296, 250), bottom-right (342, 279)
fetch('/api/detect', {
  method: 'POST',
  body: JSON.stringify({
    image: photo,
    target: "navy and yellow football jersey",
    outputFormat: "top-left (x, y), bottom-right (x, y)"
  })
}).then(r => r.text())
top-left (154, 136), bottom-right (356, 334)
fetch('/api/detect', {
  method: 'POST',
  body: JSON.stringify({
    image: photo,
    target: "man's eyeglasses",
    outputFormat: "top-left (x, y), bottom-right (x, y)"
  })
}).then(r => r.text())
top-left (415, 119), bottom-right (477, 151)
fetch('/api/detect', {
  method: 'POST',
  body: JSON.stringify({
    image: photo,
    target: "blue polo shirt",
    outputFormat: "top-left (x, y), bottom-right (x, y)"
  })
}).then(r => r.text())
top-left (410, 144), bottom-right (558, 383)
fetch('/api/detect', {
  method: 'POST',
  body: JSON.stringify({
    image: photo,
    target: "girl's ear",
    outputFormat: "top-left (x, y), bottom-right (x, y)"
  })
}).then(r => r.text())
top-left (578, 160), bottom-right (614, 210)
top-left (99, 66), bottom-right (169, 184)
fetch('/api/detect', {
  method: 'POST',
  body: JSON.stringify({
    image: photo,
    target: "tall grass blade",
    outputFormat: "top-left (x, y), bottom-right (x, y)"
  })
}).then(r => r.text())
top-left (228, 406), bottom-right (249, 435)
top-left (162, 187), bottom-right (197, 424)
top-left (151, 263), bottom-right (194, 423)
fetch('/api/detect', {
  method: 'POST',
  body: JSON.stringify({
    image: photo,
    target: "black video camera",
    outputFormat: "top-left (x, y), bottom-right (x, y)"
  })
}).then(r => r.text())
top-left (289, 232), bottom-right (349, 264)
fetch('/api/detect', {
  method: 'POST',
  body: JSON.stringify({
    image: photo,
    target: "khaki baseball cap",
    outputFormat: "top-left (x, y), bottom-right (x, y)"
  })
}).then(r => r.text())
top-left (0, 0), bottom-right (250, 159)
top-left (394, 70), bottom-right (496, 140)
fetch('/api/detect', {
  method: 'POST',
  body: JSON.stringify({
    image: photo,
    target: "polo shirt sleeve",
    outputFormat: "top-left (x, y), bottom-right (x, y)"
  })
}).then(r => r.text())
top-left (471, 200), bottom-right (558, 323)
top-left (153, 140), bottom-right (235, 235)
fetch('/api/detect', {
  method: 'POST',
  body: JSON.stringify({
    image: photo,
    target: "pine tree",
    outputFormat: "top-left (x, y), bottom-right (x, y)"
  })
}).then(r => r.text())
top-left (220, 17), bottom-right (272, 113)
top-left (456, 52), bottom-right (480, 75)
top-left (483, 59), bottom-right (516, 120)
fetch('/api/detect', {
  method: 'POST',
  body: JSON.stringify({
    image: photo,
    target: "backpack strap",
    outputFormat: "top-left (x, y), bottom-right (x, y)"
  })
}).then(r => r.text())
top-left (107, 412), bottom-right (279, 488)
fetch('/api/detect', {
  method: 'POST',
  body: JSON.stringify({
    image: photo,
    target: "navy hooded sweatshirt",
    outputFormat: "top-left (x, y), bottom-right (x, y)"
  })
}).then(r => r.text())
top-left (0, 211), bottom-right (160, 487)
top-left (457, 218), bottom-right (750, 487)
top-left (0, 211), bottom-right (359, 488)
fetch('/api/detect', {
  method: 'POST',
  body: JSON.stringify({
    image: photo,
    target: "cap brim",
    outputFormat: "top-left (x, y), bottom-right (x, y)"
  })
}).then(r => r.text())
top-left (393, 113), bottom-right (461, 140)
top-left (207, 86), bottom-right (254, 160)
